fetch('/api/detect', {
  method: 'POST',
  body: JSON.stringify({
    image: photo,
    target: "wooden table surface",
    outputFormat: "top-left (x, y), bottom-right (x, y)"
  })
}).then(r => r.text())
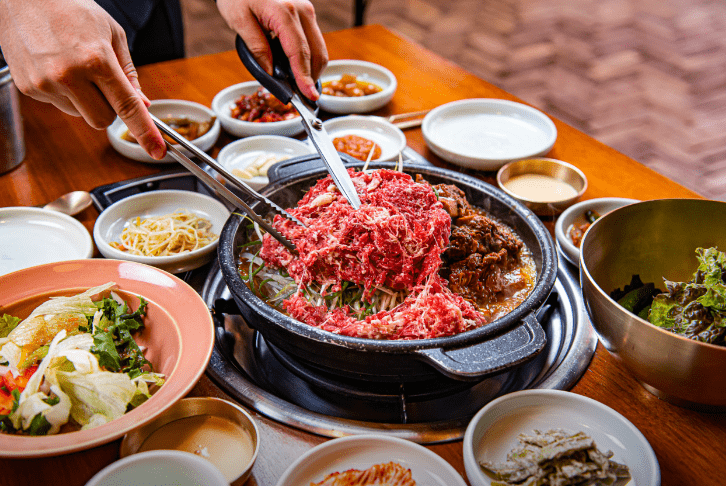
top-left (2, 25), bottom-right (724, 486)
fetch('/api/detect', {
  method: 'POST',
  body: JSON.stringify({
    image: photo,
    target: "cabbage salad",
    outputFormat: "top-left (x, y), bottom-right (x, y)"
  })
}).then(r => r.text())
top-left (0, 283), bottom-right (164, 435)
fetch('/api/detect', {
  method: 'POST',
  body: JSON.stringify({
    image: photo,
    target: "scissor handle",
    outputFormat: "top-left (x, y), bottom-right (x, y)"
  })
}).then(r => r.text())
top-left (235, 34), bottom-right (321, 107)
top-left (235, 34), bottom-right (293, 103)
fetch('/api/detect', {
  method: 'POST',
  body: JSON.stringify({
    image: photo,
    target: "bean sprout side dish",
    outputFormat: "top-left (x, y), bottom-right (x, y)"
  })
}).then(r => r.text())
top-left (110, 210), bottom-right (218, 257)
top-left (239, 168), bottom-right (536, 340)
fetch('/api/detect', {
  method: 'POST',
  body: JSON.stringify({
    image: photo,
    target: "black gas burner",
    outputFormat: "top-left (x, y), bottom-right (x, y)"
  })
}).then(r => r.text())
top-left (205, 257), bottom-right (596, 441)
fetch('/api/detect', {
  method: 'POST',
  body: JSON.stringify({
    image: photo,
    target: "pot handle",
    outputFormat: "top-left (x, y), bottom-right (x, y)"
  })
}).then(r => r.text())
top-left (413, 311), bottom-right (547, 380)
top-left (266, 153), bottom-right (363, 185)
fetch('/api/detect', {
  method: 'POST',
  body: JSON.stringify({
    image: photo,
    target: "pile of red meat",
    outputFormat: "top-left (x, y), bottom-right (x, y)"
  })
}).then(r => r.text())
top-left (260, 168), bottom-right (487, 339)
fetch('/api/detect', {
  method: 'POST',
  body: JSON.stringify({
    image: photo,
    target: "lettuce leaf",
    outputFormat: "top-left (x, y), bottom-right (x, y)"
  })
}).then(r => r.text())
top-left (55, 369), bottom-right (138, 428)
top-left (648, 247), bottom-right (726, 344)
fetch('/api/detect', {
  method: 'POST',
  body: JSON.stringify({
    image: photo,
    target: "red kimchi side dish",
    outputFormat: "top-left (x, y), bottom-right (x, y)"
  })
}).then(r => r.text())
top-left (238, 168), bottom-right (536, 340)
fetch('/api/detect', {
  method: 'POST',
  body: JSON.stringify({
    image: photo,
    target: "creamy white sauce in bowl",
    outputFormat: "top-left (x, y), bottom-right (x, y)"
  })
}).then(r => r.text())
top-left (497, 158), bottom-right (587, 215)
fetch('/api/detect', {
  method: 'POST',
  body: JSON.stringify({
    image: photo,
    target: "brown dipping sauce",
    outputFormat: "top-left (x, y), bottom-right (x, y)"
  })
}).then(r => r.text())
top-left (322, 74), bottom-right (383, 97)
top-left (122, 116), bottom-right (215, 144)
top-left (333, 134), bottom-right (382, 161)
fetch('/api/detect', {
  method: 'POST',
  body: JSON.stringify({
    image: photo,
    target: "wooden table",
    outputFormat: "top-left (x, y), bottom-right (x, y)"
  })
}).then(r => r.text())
top-left (1, 25), bottom-right (723, 486)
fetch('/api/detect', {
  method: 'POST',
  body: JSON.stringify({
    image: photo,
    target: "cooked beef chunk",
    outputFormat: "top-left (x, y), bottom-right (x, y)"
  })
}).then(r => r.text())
top-left (429, 182), bottom-right (526, 305)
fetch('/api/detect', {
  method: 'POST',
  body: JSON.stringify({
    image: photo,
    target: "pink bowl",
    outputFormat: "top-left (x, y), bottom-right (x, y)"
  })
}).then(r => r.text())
top-left (0, 259), bottom-right (214, 458)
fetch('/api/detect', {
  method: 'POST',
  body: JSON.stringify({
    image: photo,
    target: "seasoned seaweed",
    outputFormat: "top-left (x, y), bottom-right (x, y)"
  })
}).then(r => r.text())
top-left (479, 429), bottom-right (631, 486)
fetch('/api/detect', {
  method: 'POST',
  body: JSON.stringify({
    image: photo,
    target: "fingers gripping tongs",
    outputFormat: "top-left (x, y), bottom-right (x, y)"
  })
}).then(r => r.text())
top-left (151, 114), bottom-right (300, 253)
top-left (235, 34), bottom-right (362, 210)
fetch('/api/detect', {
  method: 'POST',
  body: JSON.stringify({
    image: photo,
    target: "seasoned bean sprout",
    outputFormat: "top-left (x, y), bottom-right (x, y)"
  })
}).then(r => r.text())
top-left (111, 210), bottom-right (218, 256)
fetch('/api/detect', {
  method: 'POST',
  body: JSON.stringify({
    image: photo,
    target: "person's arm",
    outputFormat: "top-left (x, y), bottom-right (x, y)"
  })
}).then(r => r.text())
top-left (0, 0), bottom-right (166, 159)
top-left (216, 0), bottom-right (328, 101)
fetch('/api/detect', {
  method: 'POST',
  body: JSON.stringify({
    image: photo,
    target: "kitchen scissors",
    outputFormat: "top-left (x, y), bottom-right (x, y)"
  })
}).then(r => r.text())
top-left (235, 34), bottom-right (362, 210)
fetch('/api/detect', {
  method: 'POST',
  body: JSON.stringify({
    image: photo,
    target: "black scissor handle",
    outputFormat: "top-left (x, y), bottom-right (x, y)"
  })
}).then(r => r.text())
top-left (235, 34), bottom-right (322, 108)
top-left (235, 34), bottom-right (294, 104)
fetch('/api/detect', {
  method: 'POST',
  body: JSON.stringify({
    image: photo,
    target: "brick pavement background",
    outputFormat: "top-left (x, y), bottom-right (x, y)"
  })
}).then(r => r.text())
top-left (180, 0), bottom-right (726, 200)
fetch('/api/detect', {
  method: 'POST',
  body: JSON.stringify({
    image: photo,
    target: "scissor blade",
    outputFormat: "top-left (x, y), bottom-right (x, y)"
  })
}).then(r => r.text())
top-left (291, 97), bottom-right (362, 210)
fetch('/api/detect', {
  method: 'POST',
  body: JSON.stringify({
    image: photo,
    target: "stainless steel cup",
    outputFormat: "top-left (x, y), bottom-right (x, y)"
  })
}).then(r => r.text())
top-left (0, 64), bottom-right (26, 174)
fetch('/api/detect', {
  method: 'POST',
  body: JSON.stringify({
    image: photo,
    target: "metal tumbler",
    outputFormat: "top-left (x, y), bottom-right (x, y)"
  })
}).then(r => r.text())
top-left (0, 64), bottom-right (26, 174)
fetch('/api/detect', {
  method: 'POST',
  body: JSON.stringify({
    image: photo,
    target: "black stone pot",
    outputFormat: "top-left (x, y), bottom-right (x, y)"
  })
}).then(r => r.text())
top-left (218, 155), bottom-right (557, 382)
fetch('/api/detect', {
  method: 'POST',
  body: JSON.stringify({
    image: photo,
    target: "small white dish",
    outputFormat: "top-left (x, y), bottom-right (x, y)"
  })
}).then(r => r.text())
top-left (217, 135), bottom-right (315, 191)
top-left (0, 207), bottom-right (93, 276)
top-left (107, 99), bottom-right (220, 164)
top-left (93, 190), bottom-right (230, 274)
top-left (276, 434), bottom-right (467, 486)
top-left (422, 99), bottom-right (557, 170)
top-left (318, 60), bottom-right (397, 114)
top-left (212, 81), bottom-right (305, 138)
top-left (463, 389), bottom-right (659, 486)
top-left (555, 197), bottom-right (639, 266)
top-left (86, 450), bottom-right (228, 486)
top-left (323, 115), bottom-right (407, 161)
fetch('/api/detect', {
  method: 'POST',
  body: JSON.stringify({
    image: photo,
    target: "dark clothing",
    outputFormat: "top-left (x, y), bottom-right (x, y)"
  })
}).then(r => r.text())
top-left (95, 0), bottom-right (184, 65)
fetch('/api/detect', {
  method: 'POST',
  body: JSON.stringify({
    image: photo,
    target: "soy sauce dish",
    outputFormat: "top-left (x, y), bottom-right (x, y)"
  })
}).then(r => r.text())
top-left (497, 158), bottom-right (587, 215)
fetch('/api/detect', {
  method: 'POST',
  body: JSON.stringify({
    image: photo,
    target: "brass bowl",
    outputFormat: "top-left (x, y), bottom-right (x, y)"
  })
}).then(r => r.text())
top-left (580, 198), bottom-right (726, 410)
top-left (497, 158), bottom-right (587, 215)
top-left (120, 397), bottom-right (260, 485)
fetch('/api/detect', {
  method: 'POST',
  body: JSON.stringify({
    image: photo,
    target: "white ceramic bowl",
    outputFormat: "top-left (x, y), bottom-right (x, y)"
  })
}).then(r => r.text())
top-left (275, 434), bottom-right (467, 486)
top-left (86, 450), bottom-right (228, 486)
top-left (94, 190), bottom-right (230, 274)
top-left (555, 197), bottom-right (639, 266)
top-left (0, 207), bottom-right (93, 276)
top-left (323, 115), bottom-right (407, 162)
top-left (463, 389), bottom-right (659, 486)
top-left (216, 135), bottom-right (315, 191)
top-left (212, 81), bottom-right (305, 138)
top-left (107, 99), bottom-right (220, 164)
top-left (422, 99), bottom-right (557, 170)
top-left (318, 60), bottom-right (397, 114)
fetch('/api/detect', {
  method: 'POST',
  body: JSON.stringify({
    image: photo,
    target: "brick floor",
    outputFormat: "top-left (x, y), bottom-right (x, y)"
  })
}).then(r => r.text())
top-left (179, 0), bottom-right (726, 200)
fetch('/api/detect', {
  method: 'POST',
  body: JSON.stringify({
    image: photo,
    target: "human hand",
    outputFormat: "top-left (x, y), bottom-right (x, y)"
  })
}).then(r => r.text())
top-left (0, 0), bottom-right (166, 159)
top-left (216, 0), bottom-right (328, 101)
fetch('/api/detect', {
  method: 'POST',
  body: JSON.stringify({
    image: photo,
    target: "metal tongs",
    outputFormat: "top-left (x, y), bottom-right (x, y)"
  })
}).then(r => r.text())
top-left (150, 114), bottom-right (299, 253)
top-left (235, 34), bottom-right (361, 210)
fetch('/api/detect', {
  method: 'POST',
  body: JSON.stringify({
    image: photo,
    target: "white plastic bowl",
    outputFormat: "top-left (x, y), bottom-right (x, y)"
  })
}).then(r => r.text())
top-left (216, 135), bottom-right (315, 191)
top-left (463, 390), bottom-right (659, 486)
top-left (318, 60), bottom-right (397, 114)
top-left (422, 99), bottom-right (557, 170)
top-left (555, 197), bottom-right (639, 266)
top-left (212, 81), bottom-right (305, 138)
top-left (86, 450), bottom-right (228, 486)
top-left (94, 190), bottom-right (230, 274)
top-left (107, 99), bottom-right (220, 164)
top-left (323, 115), bottom-right (407, 162)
